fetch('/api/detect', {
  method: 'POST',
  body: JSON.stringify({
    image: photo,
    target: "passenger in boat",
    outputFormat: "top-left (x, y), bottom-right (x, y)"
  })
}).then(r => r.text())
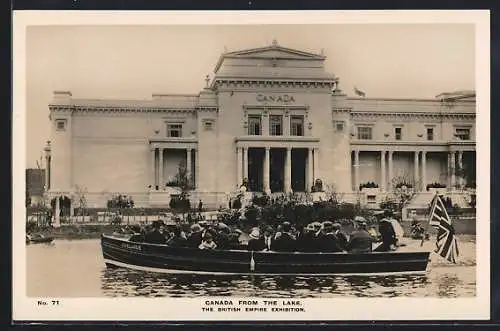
top-left (262, 226), bottom-right (274, 251)
top-left (274, 224), bottom-right (283, 240)
top-left (333, 223), bottom-right (348, 251)
top-left (214, 222), bottom-right (231, 250)
top-left (199, 232), bottom-right (217, 250)
top-left (297, 223), bottom-right (316, 252)
top-left (144, 224), bottom-right (167, 245)
top-left (187, 223), bottom-right (203, 248)
top-left (376, 210), bottom-right (398, 252)
top-left (166, 226), bottom-right (188, 247)
top-left (347, 221), bottom-right (373, 253)
top-left (317, 221), bottom-right (344, 252)
top-left (247, 228), bottom-right (265, 251)
top-left (272, 222), bottom-right (296, 252)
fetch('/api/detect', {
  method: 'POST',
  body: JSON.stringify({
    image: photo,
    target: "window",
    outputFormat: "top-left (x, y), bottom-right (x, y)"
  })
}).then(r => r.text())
top-left (427, 127), bottom-right (434, 141)
top-left (166, 123), bottom-right (182, 137)
top-left (335, 121), bottom-right (345, 132)
top-left (395, 127), bottom-right (402, 140)
top-left (455, 127), bottom-right (471, 140)
top-left (269, 115), bottom-right (283, 136)
top-left (248, 115), bottom-right (262, 135)
top-left (203, 120), bottom-right (214, 131)
top-left (56, 120), bottom-right (66, 131)
top-left (357, 126), bottom-right (373, 140)
top-left (290, 116), bottom-right (304, 136)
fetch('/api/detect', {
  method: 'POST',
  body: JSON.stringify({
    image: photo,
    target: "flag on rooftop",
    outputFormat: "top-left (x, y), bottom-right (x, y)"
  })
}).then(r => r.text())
top-left (428, 194), bottom-right (460, 263)
top-left (354, 86), bottom-right (366, 97)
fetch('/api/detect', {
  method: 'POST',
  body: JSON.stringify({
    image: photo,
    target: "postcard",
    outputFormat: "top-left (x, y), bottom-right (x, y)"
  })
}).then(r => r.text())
top-left (13, 10), bottom-right (490, 321)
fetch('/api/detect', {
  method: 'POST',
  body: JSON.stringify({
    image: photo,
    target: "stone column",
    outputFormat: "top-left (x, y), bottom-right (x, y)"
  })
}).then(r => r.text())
top-left (308, 148), bottom-right (314, 192)
top-left (388, 151), bottom-right (394, 191)
top-left (414, 151), bottom-right (420, 190)
top-left (450, 151), bottom-right (456, 189)
top-left (313, 148), bottom-right (319, 183)
top-left (354, 150), bottom-right (360, 191)
top-left (236, 147), bottom-right (243, 188)
top-left (158, 148), bottom-right (164, 188)
top-left (458, 151), bottom-right (463, 188)
top-left (380, 150), bottom-right (386, 191)
top-left (243, 147), bottom-right (249, 181)
top-left (194, 148), bottom-right (199, 189)
top-left (264, 147), bottom-right (270, 194)
top-left (422, 151), bottom-right (427, 191)
top-left (151, 148), bottom-right (156, 189)
top-left (186, 148), bottom-right (192, 187)
top-left (54, 196), bottom-right (61, 228)
top-left (263, 110), bottom-right (270, 136)
top-left (285, 147), bottom-right (292, 193)
top-left (284, 113), bottom-right (290, 136)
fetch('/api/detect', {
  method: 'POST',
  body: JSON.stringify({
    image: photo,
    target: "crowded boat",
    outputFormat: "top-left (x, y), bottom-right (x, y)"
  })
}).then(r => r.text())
top-left (118, 209), bottom-right (405, 254)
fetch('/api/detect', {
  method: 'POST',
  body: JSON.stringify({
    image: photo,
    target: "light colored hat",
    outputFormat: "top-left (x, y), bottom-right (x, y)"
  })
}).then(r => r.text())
top-left (249, 228), bottom-right (260, 240)
top-left (190, 224), bottom-right (202, 232)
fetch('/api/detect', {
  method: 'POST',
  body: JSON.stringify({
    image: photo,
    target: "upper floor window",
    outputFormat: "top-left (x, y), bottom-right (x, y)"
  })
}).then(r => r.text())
top-left (55, 119), bottom-right (66, 132)
top-left (394, 127), bottom-right (402, 140)
top-left (248, 115), bottom-right (262, 135)
top-left (269, 115), bottom-right (283, 136)
top-left (203, 120), bottom-right (214, 131)
top-left (455, 127), bottom-right (471, 140)
top-left (357, 126), bottom-right (373, 140)
top-left (290, 115), bottom-right (304, 136)
top-left (335, 121), bottom-right (345, 132)
top-left (427, 127), bottom-right (434, 141)
top-left (166, 123), bottom-right (182, 137)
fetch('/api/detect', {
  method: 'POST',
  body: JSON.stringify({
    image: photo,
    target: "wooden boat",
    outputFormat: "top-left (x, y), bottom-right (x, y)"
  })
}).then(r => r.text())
top-left (101, 234), bottom-right (430, 275)
top-left (26, 233), bottom-right (55, 244)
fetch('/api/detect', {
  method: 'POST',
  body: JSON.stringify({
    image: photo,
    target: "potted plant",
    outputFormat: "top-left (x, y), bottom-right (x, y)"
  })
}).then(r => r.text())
top-left (426, 182), bottom-right (447, 195)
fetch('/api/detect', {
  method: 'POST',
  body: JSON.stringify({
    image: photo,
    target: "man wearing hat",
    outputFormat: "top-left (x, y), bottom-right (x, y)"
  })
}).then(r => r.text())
top-left (375, 209), bottom-right (397, 252)
top-left (347, 221), bottom-right (373, 253)
top-left (272, 221), bottom-right (296, 252)
top-left (332, 223), bottom-right (348, 251)
top-left (317, 221), bottom-right (344, 252)
top-left (262, 226), bottom-right (274, 251)
top-left (187, 223), bottom-right (203, 248)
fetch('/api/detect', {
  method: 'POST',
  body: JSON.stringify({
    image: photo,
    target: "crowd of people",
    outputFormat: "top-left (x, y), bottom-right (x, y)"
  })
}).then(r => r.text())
top-left (122, 210), bottom-right (401, 253)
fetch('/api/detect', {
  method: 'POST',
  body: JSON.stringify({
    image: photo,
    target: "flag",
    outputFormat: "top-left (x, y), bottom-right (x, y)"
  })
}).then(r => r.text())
top-left (354, 86), bottom-right (366, 97)
top-left (428, 194), bottom-right (460, 263)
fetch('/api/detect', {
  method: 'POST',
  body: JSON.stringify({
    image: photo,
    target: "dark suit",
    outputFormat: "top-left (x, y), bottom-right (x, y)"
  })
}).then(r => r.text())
top-left (347, 230), bottom-right (373, 253)
top-left (167, 236), bottom-right (188, 248)
top-left (187, 232), bottom-right (203, 248)
top-left (144, 230), bottom-right (166, 245)
top-left (317, 232), bottom-right (343, 252)
top-left (378, 221), bottom-right (397, 252)
top-left (272, 232), bottom-right (296, 252)
top-left (335, 231), bottom-right (349, 251)
top-left (247, 238), bottom-right (266, 251)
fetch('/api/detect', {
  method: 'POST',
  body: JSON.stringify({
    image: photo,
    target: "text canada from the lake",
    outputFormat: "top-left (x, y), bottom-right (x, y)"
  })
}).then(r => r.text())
top-left (202, 300), bottom-right (305, 313)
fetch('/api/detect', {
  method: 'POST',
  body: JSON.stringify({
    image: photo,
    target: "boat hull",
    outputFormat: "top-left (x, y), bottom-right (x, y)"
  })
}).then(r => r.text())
top-left (101, 234), bottom-right (430, 276)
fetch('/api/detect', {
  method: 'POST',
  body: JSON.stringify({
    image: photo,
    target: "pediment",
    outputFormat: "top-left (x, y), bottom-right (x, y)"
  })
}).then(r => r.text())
top-left (226, 46), bottom-right (324, 60)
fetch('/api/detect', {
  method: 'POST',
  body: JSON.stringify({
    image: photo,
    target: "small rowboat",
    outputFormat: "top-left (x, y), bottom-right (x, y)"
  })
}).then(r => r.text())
top-left (26, 234), bottom-right (55, 244)
top-left (101, 234), bottom-right (430, 276)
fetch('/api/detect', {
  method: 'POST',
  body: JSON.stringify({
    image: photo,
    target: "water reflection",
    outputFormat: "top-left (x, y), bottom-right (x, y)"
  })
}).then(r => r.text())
top-left (27, 239), bottom-right (477, 298)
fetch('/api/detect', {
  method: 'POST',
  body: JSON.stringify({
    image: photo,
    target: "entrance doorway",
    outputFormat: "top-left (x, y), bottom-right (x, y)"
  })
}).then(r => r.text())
top-left (270, 149), bottom-right (285, 192)
top-left (248, 148), bottom-right (264, 192)
top-left (291, 148), bottom-right (307, 192)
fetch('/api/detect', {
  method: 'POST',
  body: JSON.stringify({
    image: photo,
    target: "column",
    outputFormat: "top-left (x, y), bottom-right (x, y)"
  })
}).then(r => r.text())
top-left (354, 150), bottom-right (360, 191)
top-left (264, 147), bottom-right (270, 193)
top-left (308, 148), bottom-right (314, 192)
top-left (284, 113), bottom-right (290, 136)
top-left (380, 150), bottom-right (386, 191)
top-left (44, 156), bottom-right (50, 190)
top-left (186, 148), bottom-right (192, 187)
top-left (388, 151), bottom-right (393, 191)
top-left (151, 148), bottom-right (156, 189)
top-left (236, 147), bottom-right (243, 187)
top-left (450, 151), bottom-right (456, 189)
top-left (158, 148), bottom-right (164, 188)
top-left (195, 148), bottom-right (199, 189)
top-left (243, 147), bottom-right (249, 181)
top-left (458, 151), bottom-right (463, 188)
top-left (421, 151), bottom-right (427, 191)
top-left (313, 148), bottom-right (319, 182)
top-left (285, 147), bottom-right (292, 193)
top-left (263, 110), bottom-right (270, 136)
top-left (414, 151), bottom-right (419, 190)
top-left (54, 196), bottom-right (61, 228)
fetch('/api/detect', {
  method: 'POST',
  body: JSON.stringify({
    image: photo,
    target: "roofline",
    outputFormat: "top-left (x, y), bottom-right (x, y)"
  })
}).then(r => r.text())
top-left (347, 97), bottom-right (476, 103)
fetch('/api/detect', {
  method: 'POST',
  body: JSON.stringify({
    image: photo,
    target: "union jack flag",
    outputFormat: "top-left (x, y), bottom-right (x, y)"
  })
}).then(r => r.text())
top-left (428, 194), bottom-right (460, 263)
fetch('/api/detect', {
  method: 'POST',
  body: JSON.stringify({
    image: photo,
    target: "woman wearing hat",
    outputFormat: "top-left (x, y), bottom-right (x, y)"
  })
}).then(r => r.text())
top-left (187, 223), bottom-right (203, 248)
top-left (247, 228), bottom-right (265, 251)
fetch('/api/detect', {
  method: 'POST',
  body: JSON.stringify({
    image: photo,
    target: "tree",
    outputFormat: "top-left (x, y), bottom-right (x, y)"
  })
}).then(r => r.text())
top-left (386, 173), bottom-right (420, 213)
top-left (74, 185), bottom-right (88, 223)
top-left (168, 161), bottom-right (193, 219)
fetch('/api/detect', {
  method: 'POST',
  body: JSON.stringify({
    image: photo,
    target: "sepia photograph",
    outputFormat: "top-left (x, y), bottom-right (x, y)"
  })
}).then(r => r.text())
top-left (13, 11), bottom-right (490, 321)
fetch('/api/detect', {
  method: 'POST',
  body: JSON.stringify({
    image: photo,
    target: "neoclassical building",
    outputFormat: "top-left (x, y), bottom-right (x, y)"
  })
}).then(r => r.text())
top-left (44, 41), bottom-right (476, 209)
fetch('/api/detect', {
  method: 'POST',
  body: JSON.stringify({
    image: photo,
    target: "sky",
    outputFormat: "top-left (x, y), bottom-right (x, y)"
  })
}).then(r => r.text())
top-left (25, 24), bottom-right (475, 168)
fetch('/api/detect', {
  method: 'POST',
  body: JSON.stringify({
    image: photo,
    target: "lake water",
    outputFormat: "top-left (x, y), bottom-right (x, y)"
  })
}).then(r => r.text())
top-left (26, 237), bottom-right (476, 298)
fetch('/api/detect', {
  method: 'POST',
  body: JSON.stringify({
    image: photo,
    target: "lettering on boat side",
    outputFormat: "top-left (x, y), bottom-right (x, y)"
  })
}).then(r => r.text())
top-left (201, 299), bottom-right (305, 313)
top-left (121, 243), bottom-right (142, 251)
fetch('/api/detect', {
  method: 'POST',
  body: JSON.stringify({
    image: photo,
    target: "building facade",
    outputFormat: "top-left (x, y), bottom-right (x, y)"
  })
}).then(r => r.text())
top-left (45, 42), bottom-right (476, 208)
